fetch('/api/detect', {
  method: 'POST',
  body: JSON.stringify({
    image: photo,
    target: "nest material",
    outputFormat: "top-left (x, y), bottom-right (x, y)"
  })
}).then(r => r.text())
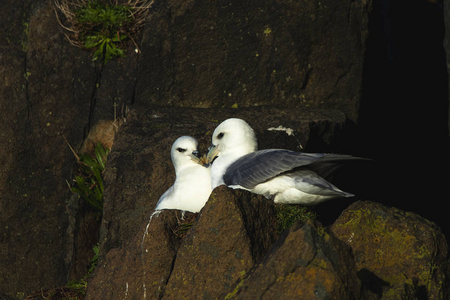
top-left (53, 0), bottom-right (154, 51)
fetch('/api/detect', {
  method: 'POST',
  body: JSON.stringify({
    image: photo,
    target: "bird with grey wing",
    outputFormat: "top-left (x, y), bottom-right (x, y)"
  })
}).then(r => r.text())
top-left (206, 118), bottom-right (366, 206)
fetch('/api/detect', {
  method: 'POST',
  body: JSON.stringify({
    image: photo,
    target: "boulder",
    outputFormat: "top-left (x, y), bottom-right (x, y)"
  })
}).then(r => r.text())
top-left (330, 201), bottom-right (449, 299)
top-left (163, 187), bottom-right (277, 299)
top-left (228, 220), bottom-right (361, 299)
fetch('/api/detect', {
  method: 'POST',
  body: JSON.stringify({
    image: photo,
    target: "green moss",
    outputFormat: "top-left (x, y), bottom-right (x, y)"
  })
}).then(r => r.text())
top-left (275, 204), bottom-right (316, 233)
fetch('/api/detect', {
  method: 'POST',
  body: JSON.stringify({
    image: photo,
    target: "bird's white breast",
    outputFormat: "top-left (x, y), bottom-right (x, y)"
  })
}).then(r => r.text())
top-left (157, 164), bottom-right (211, 213)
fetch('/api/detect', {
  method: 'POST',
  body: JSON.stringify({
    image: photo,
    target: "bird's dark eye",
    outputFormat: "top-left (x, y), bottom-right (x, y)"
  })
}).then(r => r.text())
top-left (176, 147), bottom-right (186, 153)
top-left (217, 132), bottom-right (225, 139)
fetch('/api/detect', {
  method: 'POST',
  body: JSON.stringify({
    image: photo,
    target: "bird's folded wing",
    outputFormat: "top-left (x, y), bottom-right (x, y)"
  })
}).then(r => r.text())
top-left (222, 149), bottom-right (324, 189)
top-left (223, 149), bottom-right (365, 189)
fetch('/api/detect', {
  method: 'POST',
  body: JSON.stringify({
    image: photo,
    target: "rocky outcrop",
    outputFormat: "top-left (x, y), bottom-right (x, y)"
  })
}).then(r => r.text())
top-left (5, 0), bottom-right (447, 298)
top-left (87, 186), bottom-right (278, 300)
top-left (84, 105), bottom-right (449, 299)
top-left (331, 201), bottom-right (449, 300)
top-left (87, 185), bottom-right (449, 299)
top-left (229, 220), bottom-right (361, 299)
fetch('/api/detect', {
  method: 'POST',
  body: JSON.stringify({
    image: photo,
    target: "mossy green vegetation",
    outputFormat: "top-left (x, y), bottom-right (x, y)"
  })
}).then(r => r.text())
top-left (74, 1), bottom-right (132, 63)
top-left (275, 204), bottom-right (316, 233)
top-left (54, 0), bottom-right (153, 64)
top-left (70, 142), bottom-right (109, 215)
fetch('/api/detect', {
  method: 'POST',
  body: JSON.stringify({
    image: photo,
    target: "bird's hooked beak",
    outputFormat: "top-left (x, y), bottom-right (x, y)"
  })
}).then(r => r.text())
top-left (189, 150), bottom-right (210, 167)
top-left (205, 144), bottom-right (220, 167)
top-left (189, 150), bottom-right (201, 164)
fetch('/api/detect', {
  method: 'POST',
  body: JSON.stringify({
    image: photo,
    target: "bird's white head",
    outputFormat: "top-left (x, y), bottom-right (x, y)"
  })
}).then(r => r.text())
top-left (171, 136), bottom-right (202, 171)
top-left (206, 118), bottom-right (257, 165)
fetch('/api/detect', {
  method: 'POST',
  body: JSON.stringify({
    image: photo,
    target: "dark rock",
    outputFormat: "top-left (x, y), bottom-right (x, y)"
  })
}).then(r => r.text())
top-left (87, 209), bottom-right (183, 299)
top-left (228, 220), bottom-right (361, 299)
top-left (0, 0), bottom-right (372, 296)
top-left (163, 187), bottom-right (277, 299)
top-left (86, 186), bottom-right (278, 299)
top-left (136, 0), bottom-right (371, 122)
top-left (330, 201), bottom-right (449, 299)
top-left (0, 1), bottom-right (95, 296)
top-left (67, 197), bottom-right (101, 281)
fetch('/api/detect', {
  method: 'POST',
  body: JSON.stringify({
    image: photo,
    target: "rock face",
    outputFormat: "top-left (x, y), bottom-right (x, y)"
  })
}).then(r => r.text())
top-left (230, 220), bottom-right (361, 299)
top-left (86, 209), bottom-right (182, 299)
top-left (87, 186), bottom-right (278, 300)
top-left (0, 1), bottom-right (94, 295)
top-left (331, 201), bottom-right (449, 300)
top-left (84, 105), bottom-right (449, 299)
top-left (136, 0), bottom-right (370, 122)
top-left (3, 0), bottom-right (448, 298)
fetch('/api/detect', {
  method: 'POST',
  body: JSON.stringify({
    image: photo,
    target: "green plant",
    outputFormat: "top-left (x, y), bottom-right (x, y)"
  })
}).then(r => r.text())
top-left (54, 0), bottom-right (153, 64)
top-left (172, 212), bottom-right (197, 239)
top-left (75, 1), bottom-right (131, 63)
top-left (71, 142), bottom-right (109, 214)
top-left (275, 204), bottom-right (316, 233)
top-left (65, 243), bottom-right (100, 298)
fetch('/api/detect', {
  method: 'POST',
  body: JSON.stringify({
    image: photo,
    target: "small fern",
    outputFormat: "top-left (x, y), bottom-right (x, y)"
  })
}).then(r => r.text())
top-left (71, 142), bottom-right (109, 214)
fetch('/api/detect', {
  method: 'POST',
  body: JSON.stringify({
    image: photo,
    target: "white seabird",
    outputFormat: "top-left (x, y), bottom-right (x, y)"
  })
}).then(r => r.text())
top-left (154, 136), bottom-right (212, 213)
top-left (207, 118), bottom-right (363, 206)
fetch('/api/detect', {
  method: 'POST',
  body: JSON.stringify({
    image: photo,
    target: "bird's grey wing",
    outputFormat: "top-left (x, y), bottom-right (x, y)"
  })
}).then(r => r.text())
top-left (290, 170), bottom-right (354, 197)
top-left (308, 154), bottom-right (370, 179)
top-left (223, 150), bottom-right (366, 189)
top-left (223, 149), bottom-right (327, 189)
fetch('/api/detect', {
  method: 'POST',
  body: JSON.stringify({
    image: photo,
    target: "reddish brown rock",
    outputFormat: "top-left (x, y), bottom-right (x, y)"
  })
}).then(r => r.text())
top-left (137, 0), bottom-right (371, 122)
top-left (229, 220), bottom-right (361, 299)
top-left (87, 186), bottom-right (278, 299)
top-left (330, 201), bottom-right (449, 300)
top-left (163, 188), bottom-right (254, 298)
top-left (87, 210), bottom-right (183, 299)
